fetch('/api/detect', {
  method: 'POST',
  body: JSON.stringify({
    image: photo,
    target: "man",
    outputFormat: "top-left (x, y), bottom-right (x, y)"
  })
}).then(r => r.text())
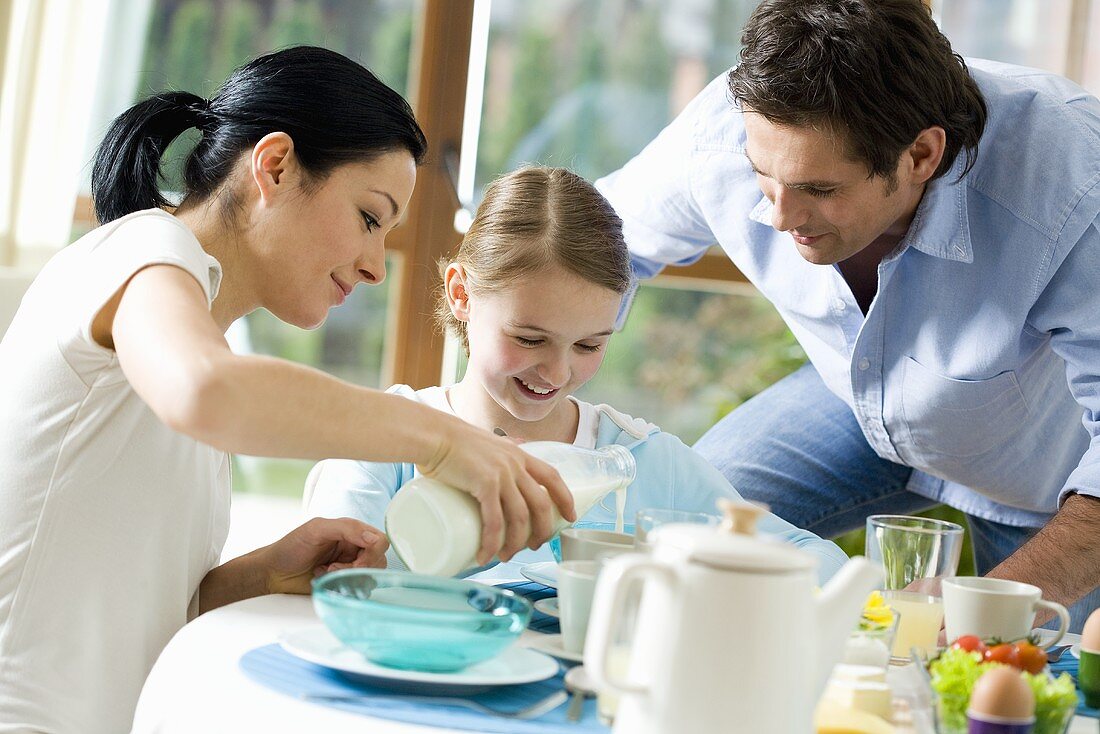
top-left (597, 0), bottom-right (1100, 630)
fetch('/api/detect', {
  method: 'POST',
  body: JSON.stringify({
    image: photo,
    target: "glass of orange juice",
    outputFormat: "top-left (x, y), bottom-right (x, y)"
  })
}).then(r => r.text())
top-left (865, 515), bottom-right (963, 661)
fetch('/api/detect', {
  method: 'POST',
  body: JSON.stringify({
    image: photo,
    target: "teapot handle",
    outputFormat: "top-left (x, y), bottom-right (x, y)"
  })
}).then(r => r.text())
top-left (584, 553), bottom-right (678, 698)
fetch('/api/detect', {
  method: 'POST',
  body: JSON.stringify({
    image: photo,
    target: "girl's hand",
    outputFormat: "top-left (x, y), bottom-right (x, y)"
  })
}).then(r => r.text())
top-left (261, 517), bottom-right (389, 594)
top-left (419, 423), bottom-right (575, 565)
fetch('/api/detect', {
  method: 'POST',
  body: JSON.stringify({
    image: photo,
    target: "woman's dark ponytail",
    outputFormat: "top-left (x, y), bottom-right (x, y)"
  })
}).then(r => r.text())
top-left (91, 46), bottom-right (427, 225)
top-left (91, 91), bottom-right (210, 224)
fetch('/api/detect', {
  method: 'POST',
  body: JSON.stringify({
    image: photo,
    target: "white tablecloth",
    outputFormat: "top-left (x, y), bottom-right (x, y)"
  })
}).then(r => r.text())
top-left (132, 594), bottom-right (1099, 733)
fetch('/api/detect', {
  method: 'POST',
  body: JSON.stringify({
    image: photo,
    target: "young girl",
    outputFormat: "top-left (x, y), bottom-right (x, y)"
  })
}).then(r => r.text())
top-left (307, 166), bottom-right (848, 582)
top-left (0, 48), bottom-right (572, 733)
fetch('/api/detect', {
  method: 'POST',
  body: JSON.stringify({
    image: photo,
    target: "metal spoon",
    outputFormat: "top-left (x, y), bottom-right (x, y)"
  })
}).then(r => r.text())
top-left (1046, 644), bottom-right (1073, 663)
top-left (563, 665), bottom-right (598, 722)
top-left (303, 689), bottom-right (568, 720)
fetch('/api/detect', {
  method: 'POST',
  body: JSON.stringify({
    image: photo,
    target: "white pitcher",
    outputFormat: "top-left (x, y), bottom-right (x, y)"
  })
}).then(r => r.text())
top-left (584, 500), bottom-right (881, 734)
top-left (385, 441), bottom-right (635, 577)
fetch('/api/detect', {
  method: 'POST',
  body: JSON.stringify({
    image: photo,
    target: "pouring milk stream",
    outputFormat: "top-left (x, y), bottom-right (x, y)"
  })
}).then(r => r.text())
top-left (385, 442), bottom-right (636, 577)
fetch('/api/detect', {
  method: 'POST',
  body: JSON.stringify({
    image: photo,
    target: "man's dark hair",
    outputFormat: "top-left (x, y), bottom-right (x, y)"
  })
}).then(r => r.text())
top-left (728, 0), bottom-right (987, 183)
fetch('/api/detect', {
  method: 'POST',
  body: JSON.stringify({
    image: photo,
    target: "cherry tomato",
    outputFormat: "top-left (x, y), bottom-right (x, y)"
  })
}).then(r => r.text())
top-left (1013, 641), bottom-right (1047, 674)
top-left (983, 643), bottom-right (1021, 667)
top-left (951, 635), bottom-right (988, 655)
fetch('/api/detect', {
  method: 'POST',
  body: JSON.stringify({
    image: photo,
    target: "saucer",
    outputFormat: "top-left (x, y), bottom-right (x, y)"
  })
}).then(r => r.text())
top-left (1032, 628), bottom-right (1083, 659)
top-left (279, 626), bottom-right (559, 695)
top-left (520, 561), bottom-right (559, 589)
top-left (525, 633), bottom-right (584, 664)
top-left (533, 598), bottom-right (560, 618)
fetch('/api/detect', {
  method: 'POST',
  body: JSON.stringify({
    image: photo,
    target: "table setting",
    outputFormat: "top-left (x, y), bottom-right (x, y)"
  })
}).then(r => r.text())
top-left (132, 445), bottom-right (1100, 733)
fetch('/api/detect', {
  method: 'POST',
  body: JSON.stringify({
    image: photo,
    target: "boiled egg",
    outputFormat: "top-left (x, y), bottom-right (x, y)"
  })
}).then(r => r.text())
top-left (967, 666), bottom-right (1034, 721)
top-left (1082, 608), bottom-right (1100, 652)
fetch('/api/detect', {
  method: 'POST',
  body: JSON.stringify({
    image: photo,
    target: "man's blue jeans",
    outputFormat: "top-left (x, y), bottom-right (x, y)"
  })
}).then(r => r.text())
top-left (694, 363), bottom-right (1100, 633)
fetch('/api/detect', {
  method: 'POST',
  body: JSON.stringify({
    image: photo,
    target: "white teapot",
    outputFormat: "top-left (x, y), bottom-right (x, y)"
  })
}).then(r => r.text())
top-left (584, 500), bottom-right (881, 734)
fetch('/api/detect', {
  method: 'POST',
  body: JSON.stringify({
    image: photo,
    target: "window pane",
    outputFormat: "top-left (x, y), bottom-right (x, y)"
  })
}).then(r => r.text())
top-left (136, 0), bottom-right (417, 193)
top-left (935, 0), bottom-right (1072, 75)
top-left (469, 0), bottom-right (788, 441)
top-left (473, 0), bottom-right (760, 193)
top-left (83, 0), bottom-right (418, 497)
top-left (138, 0), bottom-right (415, 96)
top-left (576, 286), bottom-right (805, 444)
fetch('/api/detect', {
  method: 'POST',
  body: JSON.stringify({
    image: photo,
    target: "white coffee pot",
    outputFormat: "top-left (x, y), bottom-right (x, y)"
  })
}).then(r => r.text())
top-left (584, 500), bottom-right (882, 734)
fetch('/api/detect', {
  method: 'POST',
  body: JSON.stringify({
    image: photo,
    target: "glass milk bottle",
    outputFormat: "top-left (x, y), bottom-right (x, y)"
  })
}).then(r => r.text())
top-left (385, 442), bottom-right (636, 577)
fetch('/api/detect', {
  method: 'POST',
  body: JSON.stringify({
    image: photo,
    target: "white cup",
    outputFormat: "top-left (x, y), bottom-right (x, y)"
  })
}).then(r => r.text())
top-left (558, 560), bottom-right (601, 654)
top-left (942, 576), bottom-right (1070, 647)
top-left (560, 528), bottom-right (634, 563)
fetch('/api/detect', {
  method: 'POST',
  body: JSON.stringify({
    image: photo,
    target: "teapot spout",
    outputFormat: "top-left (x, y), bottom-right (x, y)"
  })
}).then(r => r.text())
top-left (814, 557), bottom-right (882, 696)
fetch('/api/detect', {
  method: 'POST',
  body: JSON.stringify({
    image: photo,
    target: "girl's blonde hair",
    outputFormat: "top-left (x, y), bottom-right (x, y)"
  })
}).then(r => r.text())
top-left (437, 166), bottom-right (631, 351)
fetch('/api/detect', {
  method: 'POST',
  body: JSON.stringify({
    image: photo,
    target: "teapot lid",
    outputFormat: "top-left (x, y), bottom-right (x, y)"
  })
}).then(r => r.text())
top-left (652, 499), bottom-right (818, 573)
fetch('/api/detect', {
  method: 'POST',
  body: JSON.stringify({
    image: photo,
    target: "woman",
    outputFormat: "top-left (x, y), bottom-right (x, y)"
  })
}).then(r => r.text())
top-left (0, 46), bottom-right (572, 733)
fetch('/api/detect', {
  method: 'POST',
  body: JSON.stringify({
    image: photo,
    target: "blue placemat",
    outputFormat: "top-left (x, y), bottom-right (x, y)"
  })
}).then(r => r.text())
top-left (497, 580), bottom-right (560, 635)
top-left (240, 644), bottom-right (608, 733)
top-left (1049, 653), bottom-right (1100, 719)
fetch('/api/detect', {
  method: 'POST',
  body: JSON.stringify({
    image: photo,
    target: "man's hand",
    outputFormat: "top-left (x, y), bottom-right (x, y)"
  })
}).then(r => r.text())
top-left (986, 492), bottom-right (1100, 624)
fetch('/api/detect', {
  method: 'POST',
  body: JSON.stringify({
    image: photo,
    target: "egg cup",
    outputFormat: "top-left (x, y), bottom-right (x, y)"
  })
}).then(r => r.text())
top-left (1080, 647), bottom-right (1100, 709)
top-left (965, 712), bottom-right (1036, 734)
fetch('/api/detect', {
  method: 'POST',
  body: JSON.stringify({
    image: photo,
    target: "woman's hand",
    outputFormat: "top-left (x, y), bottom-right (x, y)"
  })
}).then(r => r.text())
top-left (419, 422), bottom-right (575, 565)
top-left (260, 517), bottom-right (389, 595)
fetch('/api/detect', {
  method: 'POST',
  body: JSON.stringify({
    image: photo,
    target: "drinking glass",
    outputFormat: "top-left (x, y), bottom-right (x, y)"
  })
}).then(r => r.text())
top-left (864, 515), bottom-right (964, 660)
top-left (558, 561), bottom-right (601, 654)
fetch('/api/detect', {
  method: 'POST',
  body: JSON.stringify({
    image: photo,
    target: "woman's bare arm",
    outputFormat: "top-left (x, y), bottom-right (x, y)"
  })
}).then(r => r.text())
top-left (109, 264), bottom-right (574, 562)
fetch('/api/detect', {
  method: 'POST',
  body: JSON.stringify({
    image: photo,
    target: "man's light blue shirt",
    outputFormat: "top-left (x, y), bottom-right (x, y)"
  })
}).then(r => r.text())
top-left (597, 59), bottom-right (1100, 527)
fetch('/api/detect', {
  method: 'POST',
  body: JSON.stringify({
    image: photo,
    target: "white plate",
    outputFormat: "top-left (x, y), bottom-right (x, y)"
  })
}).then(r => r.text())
top-left (1031, 628), bottom-right (1083, 659)
top-left (525, 633), bottom-right (584, 664)
top-left (520, 561), bottom-right (559, 589)
top-left (533, 598), bottom-right (560, 618)
top-left (279, 626), bottom-right (559, 695)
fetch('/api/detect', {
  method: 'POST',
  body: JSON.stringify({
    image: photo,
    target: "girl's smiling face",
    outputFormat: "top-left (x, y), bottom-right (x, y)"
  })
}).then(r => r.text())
top-left (448, 263), bottom-right (621, 427)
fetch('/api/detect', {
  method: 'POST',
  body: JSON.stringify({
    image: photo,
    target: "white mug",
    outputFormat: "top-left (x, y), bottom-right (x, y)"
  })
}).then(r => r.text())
top-left (942, 576), bottom-right (1070, 647)
top-left (559, 528), bottom-right (634, 563)
top-left (558, 560), bottom-right (601, 654)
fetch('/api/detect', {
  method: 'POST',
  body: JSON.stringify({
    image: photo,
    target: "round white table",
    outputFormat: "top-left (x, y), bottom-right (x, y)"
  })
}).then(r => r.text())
top-left (132, 594), bottom-right (462, 733)
top-left (132, 594), bottom-right (1099, 733)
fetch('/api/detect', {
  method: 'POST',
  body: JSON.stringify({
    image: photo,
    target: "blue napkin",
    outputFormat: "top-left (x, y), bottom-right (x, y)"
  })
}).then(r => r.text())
top-left (240, 644), bottom-right (607, 732)
top-left (1049, 652), bottom-right (1100, 719)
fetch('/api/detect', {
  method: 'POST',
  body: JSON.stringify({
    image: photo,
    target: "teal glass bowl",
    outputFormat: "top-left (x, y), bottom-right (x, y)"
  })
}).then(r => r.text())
top-left (312, 569), bottom-right (532, 673)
